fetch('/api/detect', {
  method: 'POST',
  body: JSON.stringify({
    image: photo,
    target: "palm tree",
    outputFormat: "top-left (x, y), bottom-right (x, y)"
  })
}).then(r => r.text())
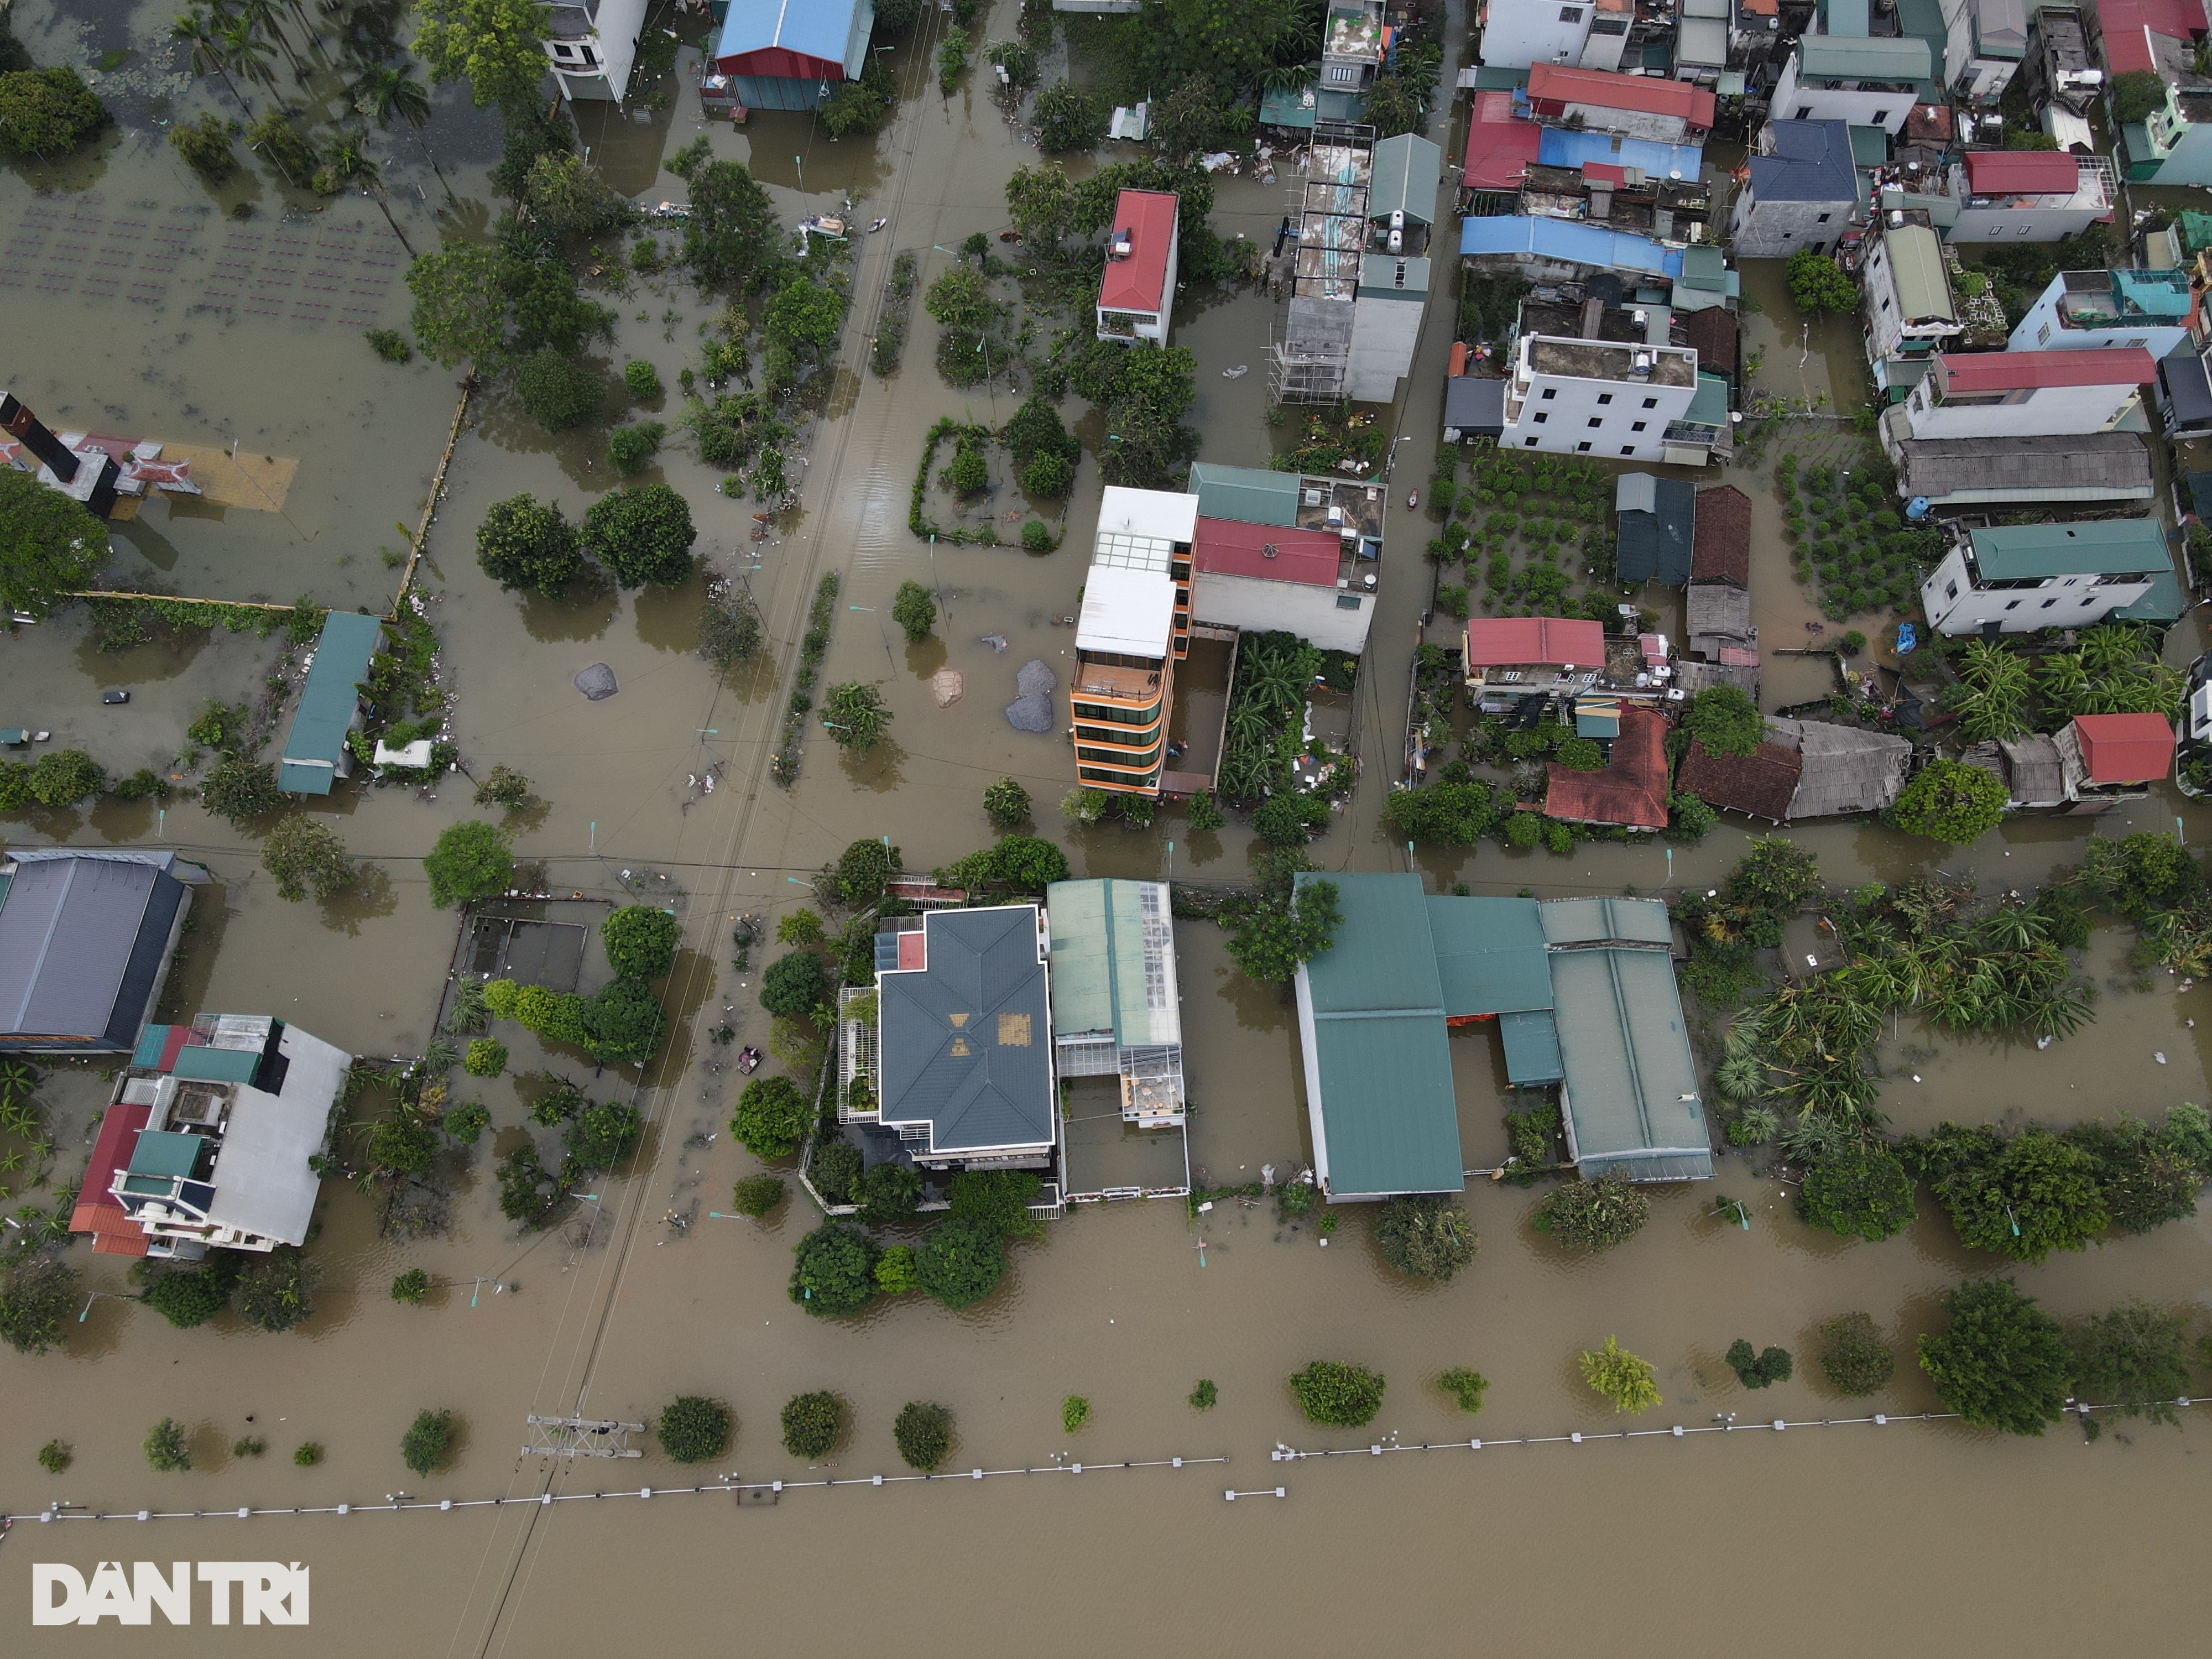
top-left (217, 13), bottom-right (279, 102)
top-left (354, 60), bottom-right (455, 206)
top-left (325, 132), bottom-right (415, 256)
top-left (171, 7), bottom-right (254, 116)
top-left (236, 0), bottom-right (305, 78)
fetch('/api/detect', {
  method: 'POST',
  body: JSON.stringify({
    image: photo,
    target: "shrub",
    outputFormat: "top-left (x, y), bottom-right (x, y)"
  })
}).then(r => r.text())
top-left (293, 1442), bottom-right (322, 1466)
top-left (1061, 1394), bottom-right (1091, 1433)
top-left (1253, 792), bottom-right (1326, 847)
top-left (2069, 1300), bottom-right (2192, 1422)
top-left (1289, 1360), bottom-right (1386, 1427)
top-left (423, 820), bottom-right (513, 908)
top-left (1021, 451), bottom-right (1072, 497)
top-left (1682, 685), bottom-right (1764, 758)
top-left (1917, 1277), bottom-right (2070, 1434)
top-left (1533, 1177), bottom-right (1648, 1251)
top-left (200, 758), bottom-right (283, 826)
top-left (1373, 1195), bottom-right (1478, 1282)
top-left (894, 1401), bottom-right (952, 1470)
top-left (622, 358), bottom-right (663, 399)
top-left (810, 1139), bottom-right (864, 1206)
top-left (1187, 790), bottom-right (1226, 832)
top-left (510, 984), bottom-right (556, 1031)
top-left (602, 905), bottom-right (680, 979)
top-left (1724, 1340), bottom-right (1794, 1389)
top-left (1579, 1337), bottom-right (1661, 1413)
top-left (400, 1408), bottom-right (456, 1474)
top-left (607, 420), bottom-right (665, 475)
top-left (874, 1244), bottom-right (918, 1293)
top-left (1438, 1367), bottom-right (1489, 1412)
top-left (983, 776), bottom-right (1032, 830)
top-left (1020, 520), bottom-right (1053, 552)
top-left (657, 1395), bottom-right (733, 1463)
top-left (390, 1269), bottom-right (431, 1305)
top-left (730, 1172), bottom-right (787, 1218)
top-left (1796, 1139), bottom-right (1916, 1242)
top-left (1816, 1311), bottom-right (1895, 1395)
top-left (237, 1251), bottom-right (318, 1333)
top-left (145, 1418), bottom-right (192, 1472)
top-left (1034, 80), bottom-right (1105, 152)
top-left (789, 1222), bottom-right (879, 1316)
top-left (39, 1439), bottom-right (71, 1473)
top-left (463, 1039), bottom-right (507, 1078)
top-left (761, 950), bottom-right (828, 1018)
top-left (1188, 1379), bottom-right (1218, 1411)
top-left (1907, 1124), bottom-right (2108, 1262)
top-left (914, 1214), bottom-right (1009, 1309)
top-left (780, 1391), bottom-right (842, 1458)
top-left (143, 1264), bottom-right (233, 1328)
top-left (475, 493), bottom-right (580, 596)
top-left (891, 580), bottom-right (937, 642)
top-left (947, 442), bottom-right (989, 495)
top-left (1889, 757), bottom-right (2007, 845)
top-left (515, 350), bottom-right (602, 431)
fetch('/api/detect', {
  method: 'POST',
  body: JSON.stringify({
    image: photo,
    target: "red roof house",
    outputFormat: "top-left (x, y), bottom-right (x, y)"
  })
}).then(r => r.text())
top-left (1962, 149), bottom-right (2084, 196)
top-left (1525, 64), bottom-right (1715, 136)
top-left (1464, 88), bottom-right (1543, 191)
top-left (1934, 348), bottom-right (2157, 394)
top-left (69, 1100), bottom-right (152, 1256)
top-left (2070, 712), bottom-right (2175, 785)
top-left (2091, 0), bottom-right (2205, 74)
top-left (1463, 615), bottom-right (1606, 668)
top-left (1545, 703), bottom-right (1670, 831)
top-left (1097, 190), bottom-right (1180, 345)
top-left (1192, 518), bottom-right (1339, 586)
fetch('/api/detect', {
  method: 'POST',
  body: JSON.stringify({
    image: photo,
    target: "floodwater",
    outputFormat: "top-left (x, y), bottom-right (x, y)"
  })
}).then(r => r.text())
top-left (7, 2), bottom-right (2212, 1653)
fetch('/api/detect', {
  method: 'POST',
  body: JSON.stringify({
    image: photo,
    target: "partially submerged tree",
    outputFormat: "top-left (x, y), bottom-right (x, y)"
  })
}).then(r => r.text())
top-left (1815, 1311), bottom-right (1895, 1396)
top-left (656, 1395), bottom-right (733, 1463)
top-left (414, 0), bottom-right (549, 112)
top-left (262, 816), bottom-right (357, 902)
top-left (580, 483), bottom-right (696, 588)
top-left (1917, 1277), bottom-right (2070, 1435)
top-left (731, 1076), bottom-right (810, 1159)
top-left (1535, 1177), bottom-right (1650, 1252)
top-left (1288, 1360), bottom-right (1386, 1427)
top-left (891, 580), bottom-right (937, 643)
top-left (423, 820), bottom-right (514, 908)
top-left (602, 905), bottom-right (680, 979)
top-left (1373, 1196), bottom-right (1478, 1283)
top-left (822, 683), bottom-right (891, 753)
top-left (1579, 1336), bottom-right (1661, 1413)
top-left (0, 466), bottom-right (108, 618)
top-left (1889, 757), bottom-right (2008, 846)
top-left (780, 1390), bottom-right (843, 1457)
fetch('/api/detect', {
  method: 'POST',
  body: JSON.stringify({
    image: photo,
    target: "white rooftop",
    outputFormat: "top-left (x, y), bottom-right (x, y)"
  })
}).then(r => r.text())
top-left (1076, 566), bottom-right (1176, 658)
top-left (205, 1024), bottom-right (347, 1244)
top-left (1097, 485), bottom-right (1198, 546)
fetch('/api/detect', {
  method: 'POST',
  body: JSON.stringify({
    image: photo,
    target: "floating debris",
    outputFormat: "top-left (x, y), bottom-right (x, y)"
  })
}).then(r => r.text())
top-left (1222, 365), bottom-right (1248, 379)
top-left (978, 633), bottom-right (1008, 653)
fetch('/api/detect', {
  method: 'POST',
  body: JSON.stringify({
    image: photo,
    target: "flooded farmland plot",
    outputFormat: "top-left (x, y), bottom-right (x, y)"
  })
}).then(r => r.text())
top-left (7, 0), bottom-right (2212, 1652)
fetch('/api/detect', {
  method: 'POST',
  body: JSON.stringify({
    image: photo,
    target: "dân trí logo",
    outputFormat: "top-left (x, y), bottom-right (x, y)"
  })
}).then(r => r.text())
top-left (32, 1562), bottom-right (309, 1625)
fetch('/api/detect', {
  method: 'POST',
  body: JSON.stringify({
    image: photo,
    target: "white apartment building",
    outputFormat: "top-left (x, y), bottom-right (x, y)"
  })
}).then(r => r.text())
top-left (1862, 218), bottom-right (1961, 379)
top-left (1885, 347), bottom-right (2153, 449)
top-left (1500, 334), bottom-right (1700, 464)
top-left (1477, 0), bottom-right (1631, 71)
top-left (1919, 519), bottom-right (2167, 635)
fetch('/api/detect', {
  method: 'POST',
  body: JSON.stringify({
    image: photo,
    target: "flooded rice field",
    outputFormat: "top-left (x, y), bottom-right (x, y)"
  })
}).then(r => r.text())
top-left (6, 0), bottom-right (2212, 1652)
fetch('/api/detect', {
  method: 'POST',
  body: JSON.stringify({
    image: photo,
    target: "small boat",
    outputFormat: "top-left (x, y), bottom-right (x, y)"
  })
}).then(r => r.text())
top-left (735, 1045), bottom-right (764, 1074)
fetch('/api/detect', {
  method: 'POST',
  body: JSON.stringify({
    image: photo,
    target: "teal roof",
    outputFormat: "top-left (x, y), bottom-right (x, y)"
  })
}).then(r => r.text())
top-left (1368, 132), bottom-right (1442, 227)
top-left (1427, 895), bottom-right (1551, 1016)
top-left (1357, 253), bottom-right (1431, 298)
top-left (127, 1128), bottom-right (205, 1180)
top-left (1796, 33), bottom-right (1933, 85)
top-left (1848, 124), bottom-right (1889, 167)
top-left (170, 1043), bottom-right (260, 1083)
top-left (1540, 895), bottom-right (1676, 947)
top-left (2112, 566), bottom-right (2187, 623)
top-left (1190, 462), bottom-right (1299, 528)
top-left (1296, 872), bottom-right (1463, 1198)
top-left (1577, 709), bottom-right (1621, 738)
top-left (1500, 1009), bottom-right (1564, 1084)
top-left (1683, 372), bottom-right (1730, 428)
top-left (1548, 944), bottom-right (1709, 1180)
top-left (133, 1022), bottom-right (173, 1067)
top-left (1678, 245), bottom-right (1728, 293)
top-left (1044, 878), bottom-right (1178, 1046)
top-left (1969, 519), bottom-right (2168, 580)
top-left (279, 612), bottom-right (383, 795)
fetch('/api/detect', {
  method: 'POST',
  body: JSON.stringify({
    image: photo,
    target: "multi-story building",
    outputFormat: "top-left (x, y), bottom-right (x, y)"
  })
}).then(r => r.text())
top-left (2019, 5), bottom-right (2100, 123)
top-left (1478, 0), bottom-right (1634, 70)
top-left (1944, 149), bottom-right (2115, 240)
top-left (2092, 0), bottom-right (2212, 184)
top-left (1918, 519), bottom-right (2171, 635)
top-left (1500, 329), bottom-right (1701, 465)
top-left (1070, 488), bottom-right (1190, 797)
top-left (1771, 34), bottom-right (1937, 134)
top-left (72, 1015), bottom-right (348, 1258)
top-left (1728, 118), bottom-right (1861, 258)
top-left (543, 0), bottom-right (651, 102)
top-left (2007, 268), bottom-right (2195, 357)
top-left (1881, 348), bottom-right (2154, 455)
top-left (1861, 215), bottom-right (1961, 391)
top-left (1319, 0), bottom-right (1387, 100)
top-left (1095, 188), bottom-right (1178, 346)
top-left (1940, 0), bottom-right (2028, 103)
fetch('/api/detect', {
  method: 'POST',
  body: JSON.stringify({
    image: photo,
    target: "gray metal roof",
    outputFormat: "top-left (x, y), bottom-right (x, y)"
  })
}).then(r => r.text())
top-left (1897, 434), bottom-right (2153, 503)
top-left (1540, 895), bottom-right (1676, 948)
top-left (1751, 121), bottom-right (1858, 204)
top-left (1616, 475), bottom-right (1696, 585)
top-left (0, 852), bottom-right (185, 1048)
top-left (1444, 375), bottom-right (1507, 434)
top-left (1549, 945), bottom-right (1712, 1180)
top-left (878, 906), bottom-right (1054, 1155)
top-left (1367, 132), bottom-right (1443, 227)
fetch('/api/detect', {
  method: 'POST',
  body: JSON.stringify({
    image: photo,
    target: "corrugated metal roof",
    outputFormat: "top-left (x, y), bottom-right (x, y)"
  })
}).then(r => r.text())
top-left (1465, 89), bottom-right (1542, 190)
top-left (0, 853), bottom-right (179, 1046)
top-left (1527, 63), bottom-right (1716, 126)
top-left (1939, 346), bottom-right (2155, 393)
top-left (1963, 149), bottom-right (2080, 194)
top-left (1367, 132), bottom-right (1442, 226)
top-left (1550, 946), bottom-right (1711, 1178)
top-left (1098, 189), bottom-right (1179, 314)
top-left (1457, 216), bottom-right (1686, 278)
top-left (1500, 1009), bottom-right (1565, 1084)
top-left (127, 1128), bottom-right (205, 1179)
top-left (1796, 33), bottom-right (1933, 82)
top-left (1969, 518), bottom-right (2168, 579)
top-left (1537, 126), bottom-right (1704, 181)
top-left (1190, 462), bottom-right (1299, 528)
top-left (1045, 878), bottom-right (1180, 1047)
top-left (1192, 518), bottom-right (1339, 586)
top-left (2112, 566), bottom-right (2187, 623)
top-left (1463, 615), bottom-right (1607, 667)
top-left (1427, 895), bottom-right (1552, 1015)
top-left (279, 611), bottom-right (382, 796)
top-left (1882, 224), bottom-right (1954, 323)
top-left (2072, 712), bottom-right (2175, 783)
top-left (1357, 253), bottom-right (1431, 296)
top-left (1540, 895), bottom-right (1675, 947)
top-left (1747, 118), bottom-right (1856, 204)
top-left (713, 0), bottom-right (872, 76)
top-left (878, 906), bottom-right (1054, 1154)
top-left (1616, 474), bottom-right (1696, 585)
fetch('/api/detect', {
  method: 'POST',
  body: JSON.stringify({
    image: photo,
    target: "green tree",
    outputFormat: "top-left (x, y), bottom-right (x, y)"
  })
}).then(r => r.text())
top-left (237, 1250), bottom-right (318, 1333)
top-left (1004, 162), bottom-right (1076, 252)
top-left (1438, 1367), bottom-right (1488, 1413)
top-left (1579, 1336), bottom-right (1661, 1413)
top-left (515, 349), bottom-right (603, 431)
top-left (1004, 393), bottom-right (1079, 467)
top-left (1033, 79), bottom-right (1104, 152)
top-left (731, 1076), bottom-right (810, 1158)
top-left (602, 905), bottom-right (680, 979)
top-left (1907, 1123), bottom-right (2109, 1262)
top-left (200, 758), bottom-right (283, 827)
top-left (1062, 1394), bottom-right (1091, 1433)
top-left (1796, 1139), bottom-right (1917, 1242)
top-left (390, 1268), bottom-right (431, 1304)
top-left (891, 580), bottom-right (937, 642)
top-left (580, 483), bottom-right (696, 588)
top-left (2062, 1115), bottom-right (2202, 1234)
top-left (27, 748), bottom-right (102, 806)
top-left (462, 1037), bottom-right (507, 1078)
top-left (1094, 345), bottom-right (1201, 489)
top-left (835, 838), bottom-right (901, 906)
top-left (983, 778), bottom-right (1031, 831)
top-left (1224, 878), bottom-right (1340, 984)
top-left (780, 1391), bottom-right (842, 1457)
top-left (423, 820), bottom-right (514, 908)
top-left (823, 682), bottom-right (891, 752)
top-left (414, 0), bottom-right (547, 112)
top-left (405, 244), bottom-right (510, 369)
top-left (1785, 247), bottom-right (1859, 315)
top-left (730, 1172), bottom-right (787, 1218)
top-left (400, 1407), bottom-right (457, 1474)
top-left (607, 420), bottom-right (664, 475)
top-left (1188, 1378), bottom-right (1219, 1410)
top-left (1381, 780), bottom-right (1501, 846)
top-left (925, 265), bottom-right (994, 340)
top-left (1534, 1177), bottom-right (1649, 1252)
top-left (936, 835), bottom-right (1071, 896)
top-left (444, 1100), bottom-right (492, 1144)
top-left (1724, 1339), bottom-right (1794, 1389)
top-left (1815, 1311), bottom-right (1895, 1395)
top-left (2068, 1300), bottom-right (2190, 1424)
top-left (1681, 685), bottom-right (1765, 758)
top-left (893, 1401), bottom-right (952, 1470)
top-left (855, 1160), bottom-right (924, 1225)
top-left (789, 1221), bottom-right (879, 1316)
top-left (948, 1170), bottom-right (1046, 1239)
top-left (0, 66), bottom-right (106, 158)
top-left (656, 1395), bottom-right (733, 1462)
top-left (0, 1256), bottom-right (75, 1356)
top-left (875, 1245), bottom-right (918, 1293)
top-left (1373, 1195), bottom-right (1478, 1282)
top-left (144, 1418), bottom-right (193, 1472)
top-left (914, 1214), bottom-right (1008, 1309)
top-left (765, 275), bottom-right (845, 350)
top-left (1890, 757), bottom-right (2008, 845)
top-left (0, 466), bottom-right (109, 618)
top-left (583, 978), bottom-right (666, 1065)
top-left (623, 358), bottom-right (662, 400)
top-left (1252, 792), bottom-right (1326, 847)
top-left (760, 951), bottom-right (828, 1019)
top-left (521, 150), bottom-right (629, 237)
top-left (664, 140), bottom-right (778, 290)
top-left (2110, 67), bottom-right (2169, 125)
top-left (261, 816), bottom-right (356, 902)
top-left (143, 1264), bottom-right (233, 1328)
top-left (1288, 1359), bottom-right (1386, 1427)
top-left (475, 493), bottom-right (580, 594)
top-left (1917, 1277), bottom-right (2070, 1435)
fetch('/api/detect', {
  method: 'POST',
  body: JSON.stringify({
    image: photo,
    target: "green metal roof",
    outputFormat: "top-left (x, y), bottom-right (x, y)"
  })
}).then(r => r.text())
top-left (1848, 124), bottom-right (1890, 167)
top-left (279, 611), bottom-right (383, 795)
top-left (1044, 878), bottom-right (1178, 1047)
top-left (1540, 896), bottom-right (1676, 947)
top-left (1683, 372), bottom-right (1730, 428)
top-left (1548, 946), bottom-right (1711, 1180)
top-left (1883, 225), bottom-right (1954, 323)
top-left (1368, 132), bottom-right (1442, 227)
top-left (126, 1128), bottom-right (205, 1180)
top-left (1427, 896), bottom-right (1551, 1016)
top-left (170, 1044), bottom-right (260, 1083)
top-left (1190, 462), bottom-right (1299, 528)
top-left (1500, 1010), bottom-right (1564, 1084)
top-left (1969, 519), bottom-right (2168, 580)
top-left (1357, 253), bottom-right (1431, 298)
top-left (2113, 566), bottom-right (2187, 623)
top-left (1296, 872), bottom-right (1464, 1197)
top-left (1797, 33), bottom-right (1933, 84)
top-left (1678, 245), bottom-right (1727, 293)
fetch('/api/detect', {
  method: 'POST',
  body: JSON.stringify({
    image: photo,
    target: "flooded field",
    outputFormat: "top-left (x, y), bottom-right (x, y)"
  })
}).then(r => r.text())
top-left (6, 1), bottom-right (2212, 1653)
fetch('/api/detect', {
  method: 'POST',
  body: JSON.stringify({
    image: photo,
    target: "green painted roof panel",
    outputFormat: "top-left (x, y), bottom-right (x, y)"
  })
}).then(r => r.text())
top-left (1045, 878), bottom-right (1178, 1046)
top-left (170, 1044), bottom-right (260, 1083)
top-left (2112, 566), bottom-right (2187, 622)
top-left (279, 612), bottom-right (382, 792)
top-left (1368, 132), bottom-right (1443, 227)
top-left (1797, 34), bottom-right (1933, 83)
top-left (1883, 225), bottom-right (1954, 323)
top-left (1551, 947), bottom-right (1710, 1175)
top-left (1310, 1013), bottom-right (1464, 1196)
top-left (126, 1128), bottom-right (205, 1179)
top-left (1426, 895), bottom-right (1552, 1016)
top-left (1969, 518), bottom-right (2168, 580)
top-left (1190, 462), bottom-right (1300, 528)
top-left (1298, 872), bottom-right (1444, 1015)
top-left (1540, 895), bottom-right (1675, 947)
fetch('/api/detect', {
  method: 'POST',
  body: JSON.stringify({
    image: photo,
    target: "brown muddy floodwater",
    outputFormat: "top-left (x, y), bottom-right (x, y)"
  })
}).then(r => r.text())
top-left (7, 3), bottom-right (2212, 1654)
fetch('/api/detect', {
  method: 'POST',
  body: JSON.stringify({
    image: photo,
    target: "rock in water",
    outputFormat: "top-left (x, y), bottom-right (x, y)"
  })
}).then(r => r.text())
top-left (574, 662), bottom-right (619, 701)
top-left (1005, 693), bottom-right (1053, 733)
top-left (931, 668), bottom-right (964, 707)
top-left (1016, 658), bottom-right (1056, 698)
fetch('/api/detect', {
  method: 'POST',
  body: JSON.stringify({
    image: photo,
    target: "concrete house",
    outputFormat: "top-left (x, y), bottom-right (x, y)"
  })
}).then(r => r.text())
top-left (1071, 487), bottom-right (1193, 796)
top-left (1861, 216), bottom-right (1960, 388)
top-left (1982, 712), bottom-right (2177, 810)
top-left (1893, 434), bottom-right (2157, 508)
top-left (1523, 64), bottom-right (1716, 145)
top-left (1771, 34), bottom-right (1937, 134)
top-left (1291, 873), bottom-right (1712, 1202)
top-left (1544, 702), bottom-right (1670, 831)
top-left (711, 0), bottom-right (875, 111)
top-left (1919, 519), bottom-right (2171, 634)
top-left (2093, 0), bottom-right (2212, 184)
top-left (277, 610), bottom-right (383, 796)
top-left (1499, 329), bottom-right (1700, 464)
top-left (0, 849), bottom-right (207, 1055)
top-left (1478, 0), bottom-right (1632, 71)
top-left (1045, 879), bottom-right (1183, 1128)
top-left (1460, 216), bottom-right (1686, 287)
top-left (2007, 268), bottom-right (2194, 357)
top-left (1944, 149), bottom-right (2114, 239)
top-left (1462, 615), bottom-right (1610, 704)
top-left (1883, 347), bottom-right (2155, 453)
top-left (543, 0), bottom-right (651, 102)
top-left (74, 1015), bottom-right (348, 1258)
top-left (874, 906), bottom-right (1057, 1170)
top-left (1345, 133), bottom-right (1442, 403)
top-left (1942, 0), bottom-right (2028, 103)
top-left (2020, 6), bottom-right (2102, 126)
top-left (1096, 189), bottom-right (1178, 345)
top-left (1184, 464), bottom-right (1383, 653)
top-left (1729, 118), bottom-right (1860, 257)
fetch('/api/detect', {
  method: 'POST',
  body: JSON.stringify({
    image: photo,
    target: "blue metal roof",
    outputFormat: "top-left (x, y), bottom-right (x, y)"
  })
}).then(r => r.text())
top-left (1458, 216), bottom-right (1685, 279)
top-left (1536, 126), bottom-right (1704, 183)
top-left (714, 0), bottom-right (873, 77)
top-left (278, 612), bottom-right (382, 796)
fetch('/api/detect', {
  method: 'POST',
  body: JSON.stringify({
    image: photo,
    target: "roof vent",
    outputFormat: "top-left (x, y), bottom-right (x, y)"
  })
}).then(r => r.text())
top-left (1109, 228), bottom-right (1134, 260)
top-left (1261, 542), bottom-right (1280, 559)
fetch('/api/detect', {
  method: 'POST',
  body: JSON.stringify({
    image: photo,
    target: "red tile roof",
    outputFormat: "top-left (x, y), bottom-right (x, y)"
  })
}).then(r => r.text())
top-left (2073, 712), bottom-right (2175, 784)
top-left (1192, 517), bottom-right (1340, 586)
top-left (1937, 347), bottom-right (2157, 393)
top-left (1464, 90), bottom-right (1542, 191)
top-left (1464, 615), bottom-right (1607, 669)
top-left (2094, 0), bottom-right (2205, 74)
top-left (70, 1100), bottom-right (150, 1257)
top-left (1963, 149), bottom-right (2082, 195)
top-left (1098, 190), bottom-right (1178, 315)
top-left (1675, 734), bottom-right (1802, 821)
top-left (1692, 486), bottom-right (1750, 586)
top-left (1545, 703), bottom-right (1670, 830)
top-left (1526, 64), bottom-right (1716, 130)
